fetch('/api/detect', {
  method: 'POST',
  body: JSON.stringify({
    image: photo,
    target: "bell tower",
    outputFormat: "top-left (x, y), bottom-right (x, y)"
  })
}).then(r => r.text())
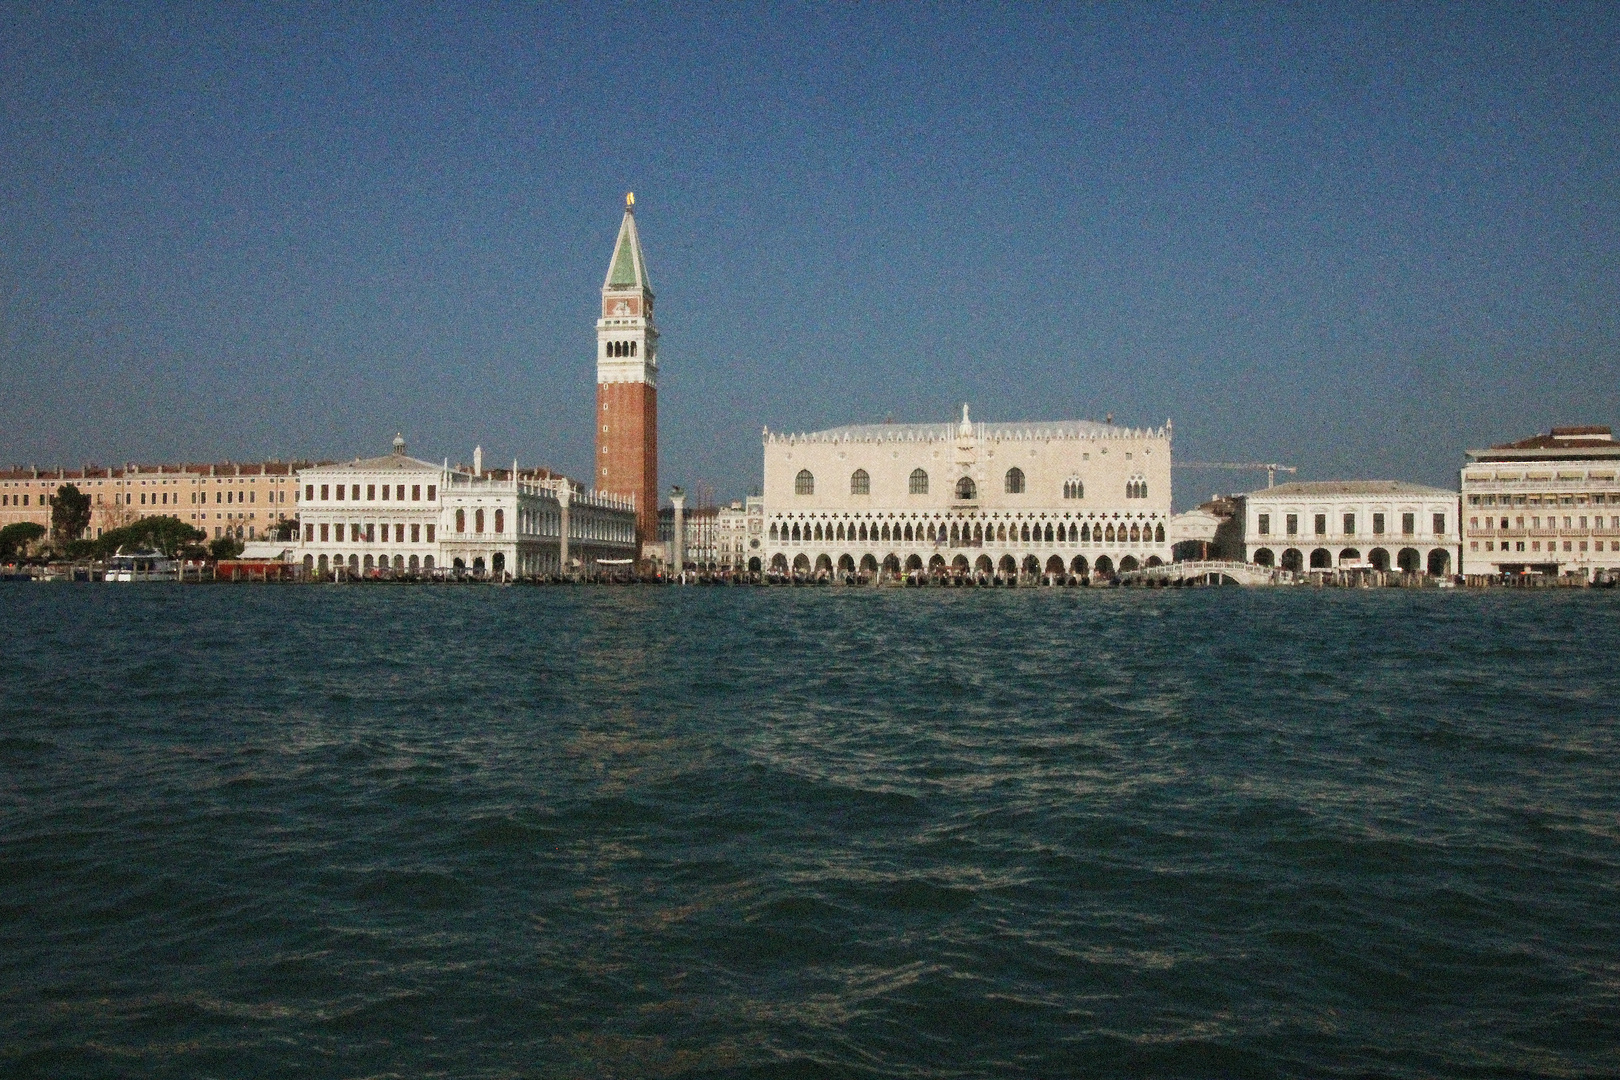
top-left (595, 192), bottom-right (659, 550)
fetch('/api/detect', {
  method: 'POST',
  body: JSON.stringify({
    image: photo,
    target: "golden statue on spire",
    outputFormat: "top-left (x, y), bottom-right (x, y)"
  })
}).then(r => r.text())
top-left (626, 191), bottom-right (635, 210)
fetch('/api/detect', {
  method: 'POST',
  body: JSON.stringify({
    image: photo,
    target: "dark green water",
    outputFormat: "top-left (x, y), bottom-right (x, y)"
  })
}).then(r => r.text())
top-left (2, 584), bottom-right (1617, 1078)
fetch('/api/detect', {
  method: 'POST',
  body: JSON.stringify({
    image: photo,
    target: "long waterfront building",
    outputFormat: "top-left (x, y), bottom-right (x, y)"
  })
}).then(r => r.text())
top-left (1, 460), bottom-right (306, 541)
top-left (762, 406), bottom-right (1172, 578)
top-left (291, 437), bottom-right (636, 578)
top-left (1229, 481), bottom-right (1459, 575)
top-left (1460, 426), bottom-right (1620, 581)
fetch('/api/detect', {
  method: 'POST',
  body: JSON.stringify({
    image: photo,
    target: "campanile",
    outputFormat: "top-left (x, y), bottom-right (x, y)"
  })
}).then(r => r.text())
top-left (595, 193), bottom-right (659, 551)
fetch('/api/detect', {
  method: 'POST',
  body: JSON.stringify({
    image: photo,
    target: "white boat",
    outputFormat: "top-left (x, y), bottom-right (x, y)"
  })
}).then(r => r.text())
top-left (104, 549), bottom-right (179, 582)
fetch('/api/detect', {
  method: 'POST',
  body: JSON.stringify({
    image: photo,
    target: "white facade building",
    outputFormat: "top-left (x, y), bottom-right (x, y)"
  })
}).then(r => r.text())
top-left (762, 406), bottom-right (1172, 580)
top-left (291, 438), bottom-right (637, 578)
top-left (1236, 481), bottom-right (1460, 575)
top-left (1460, 426), bottom-right (1620, 581)
top-left (716, 496), bottom-right (765, 572)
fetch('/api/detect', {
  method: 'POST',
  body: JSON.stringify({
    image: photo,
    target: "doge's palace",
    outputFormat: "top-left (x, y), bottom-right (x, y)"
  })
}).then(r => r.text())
top-left (762, 405), bottom-right (1171, 579)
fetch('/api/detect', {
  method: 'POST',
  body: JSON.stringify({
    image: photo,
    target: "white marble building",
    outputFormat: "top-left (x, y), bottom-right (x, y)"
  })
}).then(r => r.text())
top-left (761, 406), bottom-right (1172, 579)
top-left (1235, 481), bottom-right (1460, 575)
top-left (291, 438), bottom-right (637, 578)
top-left (1461, 426), bottom-right (1620, 581)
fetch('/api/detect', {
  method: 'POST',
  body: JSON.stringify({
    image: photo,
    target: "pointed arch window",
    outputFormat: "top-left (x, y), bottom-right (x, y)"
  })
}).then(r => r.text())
top-left (955, 476), bottom-right (977, 500)
top-left (1005, 467), bottom-right (1025, 494)
top-left (909, 469), bottom-right (929, 495)
top-left (795, 470), bottom-right (814, 496)
top-left (850, 469), bottom-right (870, 495)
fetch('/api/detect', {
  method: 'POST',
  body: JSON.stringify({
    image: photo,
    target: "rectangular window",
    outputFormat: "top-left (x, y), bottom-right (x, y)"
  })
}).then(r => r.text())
top-left (395, 523), bottom-right (404, 542)
top-left (425, 524), bottom-right (436, 542)
top-left (1564, 540), bottom-right (1573, 551)
top-left (412, 485), bottom-right (421, 501)
top-left (321, 484), bottom-right (329, 500)
top-left (411, 523), bottom-right (420, 542)
top-left (366, 523), bottom-right (375, 542)
top-left (1373, 513), bottom-right (1385, 534)
top-left (427, 485), bottom-right (436, 501)
top-left (1257, 514), bottom-right (1270, 535)
top-left (335, 485), bottom-right (344, 501)
top-left (1579, 516), bottom-right (1588, 529)
top-left (1313, 514), bottom-right (1326, 536)
top-left (368, 484), bottom-right (375, 500)
top-left (1532, 540), bottom-right (1541, 551)
top-left (319, 523), bottom-right (329, 542)
top-left (1286, 514), bottom-right (1298, 536)
top-left (304, 524), bottom-right (314, 541)
top-left (351, 485), bottom-right (360, 500)
top-left (1433, 513), bottom-right (1445, 535)
top-left (1343, 513), bottom-right (1355, 535)
top-left (250, 491), bottom-right (255, 503)
top-left (396, 485), bottom-right (405, 500)
top-left (334, 523), bottom-right (345, 542)
top-left (1403, 513), bottom-right (1415, 535)
top-left (1470, 541), bottom-right (1478, 551)
top-left (306, 484), bottom-right (315, 500)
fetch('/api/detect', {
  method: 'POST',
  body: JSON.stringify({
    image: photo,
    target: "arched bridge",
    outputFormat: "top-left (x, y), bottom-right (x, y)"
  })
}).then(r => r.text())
top-left (1117, 560), bottom-right (1288, 587)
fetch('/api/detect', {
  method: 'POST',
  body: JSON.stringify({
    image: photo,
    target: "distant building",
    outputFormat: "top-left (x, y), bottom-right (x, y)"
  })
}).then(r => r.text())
top-left (718, 496), bottom-right (765, 572)
top-left (291, 437), bottom-right (636, 578)
top-left (1234, 481), bottom-right (1459, 574)
top-left (1461, 425), bottom-right (1620, 581)
top-left (761, 405), bottom-right (1172, 579)
top-left (654, 496), bottom-right (765, 572)
top-left (0, 460), bottom-right (306, 541)
top-left (1169, 497), bottom-right (1235, 561)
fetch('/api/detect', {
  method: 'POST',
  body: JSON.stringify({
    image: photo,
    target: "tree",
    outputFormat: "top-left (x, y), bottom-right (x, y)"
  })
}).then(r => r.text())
top-left (0, 522), bottom-right (47, 561)
top-left (267, 517), bottom-right (299, 542)
top-left (209, 535), bottom-right (245, 560)
top-left (50, 484), bottom-right (92, 542)
top-left (93, 516), bottom-right (205, 558)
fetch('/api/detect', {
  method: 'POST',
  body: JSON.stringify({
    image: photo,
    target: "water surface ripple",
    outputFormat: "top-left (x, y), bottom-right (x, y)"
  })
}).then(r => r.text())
top-left (2, 585), bottom-right (1617, 1078)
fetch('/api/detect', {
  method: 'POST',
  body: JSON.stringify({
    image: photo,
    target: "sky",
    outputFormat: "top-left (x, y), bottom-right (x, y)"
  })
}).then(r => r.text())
top-left (1, 3), bottom-right (1616, 508)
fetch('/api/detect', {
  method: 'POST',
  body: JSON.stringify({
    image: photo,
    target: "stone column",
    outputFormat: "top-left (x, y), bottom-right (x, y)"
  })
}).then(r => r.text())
top-left (670, 486), bottom-right (686, 580)
top-left (557, 483), bottom-right (571, 580)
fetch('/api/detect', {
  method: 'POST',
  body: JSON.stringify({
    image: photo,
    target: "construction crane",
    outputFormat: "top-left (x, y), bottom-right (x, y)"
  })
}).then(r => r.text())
top-left (1174, 462), bottom-right (1298, 488)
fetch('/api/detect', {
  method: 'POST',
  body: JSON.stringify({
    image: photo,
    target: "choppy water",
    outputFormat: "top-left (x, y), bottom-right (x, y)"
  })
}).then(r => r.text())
top-left (2, 584), bottom-right (1618, 1079)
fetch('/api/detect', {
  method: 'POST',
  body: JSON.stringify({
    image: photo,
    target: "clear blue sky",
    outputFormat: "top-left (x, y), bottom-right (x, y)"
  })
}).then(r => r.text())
top-left (2, 3), bottom-right (1616, 506)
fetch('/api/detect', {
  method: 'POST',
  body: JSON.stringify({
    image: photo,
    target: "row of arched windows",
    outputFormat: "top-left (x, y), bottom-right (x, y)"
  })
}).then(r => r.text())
top-left (799, 467), bottom-right (1102, 500)
top-left (453, 508), bottom-right (504, 534)
top-left (768, 519), bottom-right (1166, 546)
top-left (1126, 478), bottom-right (1148, 498)
top-left (606, 340), bottom-right (638, 358)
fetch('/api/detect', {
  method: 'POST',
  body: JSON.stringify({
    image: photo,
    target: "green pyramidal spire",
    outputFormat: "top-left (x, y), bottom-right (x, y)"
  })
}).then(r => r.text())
top-left (604, 194), bottom-right (651, 292)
